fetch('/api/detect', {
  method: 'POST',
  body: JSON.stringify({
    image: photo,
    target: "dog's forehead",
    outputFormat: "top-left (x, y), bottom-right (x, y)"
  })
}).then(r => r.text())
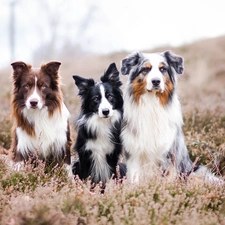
top-left (31, 68), bottom-right (46, 77)
top-left (142, 53), bottom-right (167, 66)
top-left (89, 82), bottom-right (101, 94)
top-left (19, 68), bottom-right (48, 83)
top-left (25, 68), bottom-right (39, 79)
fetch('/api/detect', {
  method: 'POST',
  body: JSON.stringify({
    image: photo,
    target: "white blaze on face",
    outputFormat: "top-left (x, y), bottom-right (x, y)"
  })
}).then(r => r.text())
top-left (144, 53), bottom-right (166, 92)
top-left (26, 76), bottom-right (44, 109)
top-left (98, 84), bottom-right (113, 118)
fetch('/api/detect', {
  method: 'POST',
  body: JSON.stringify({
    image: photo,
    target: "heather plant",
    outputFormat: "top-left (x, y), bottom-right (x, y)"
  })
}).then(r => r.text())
top-left (0, 158), bottom-right (70, 194)
top-left (0, 116), bottom-right (11, 149)
top-left (1, 159), bottom-right (225, 225)
top-left (1, 37), bottom-right (225, 224)
top-left (0, 118), bottom-right (225, 224)
top-left (184, 109), bottom-right (225, 176)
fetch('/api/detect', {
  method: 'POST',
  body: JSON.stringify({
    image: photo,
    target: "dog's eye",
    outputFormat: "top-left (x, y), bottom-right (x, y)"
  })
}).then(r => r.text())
top-left (141, 67), bottom-right (151, 75)
top-left (159, 67), bottom-right (167, 73)
top-left (93, 97), bottom-right (99, 103)
top-left (24, 84), bottom-right (30, 89)
top-left (41, 84), bottom-right (47, 90)
top-left (108, 95), bottom-right (113, 101)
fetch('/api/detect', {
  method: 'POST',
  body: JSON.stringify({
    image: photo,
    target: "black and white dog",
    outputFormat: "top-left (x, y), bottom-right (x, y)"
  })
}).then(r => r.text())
top-left (121, 51), bottom-right (221, 183)
top-left (72, 63), bottom-right (126, 185)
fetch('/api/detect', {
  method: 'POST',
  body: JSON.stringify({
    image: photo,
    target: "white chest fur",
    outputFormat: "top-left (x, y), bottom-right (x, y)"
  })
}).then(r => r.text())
top-left (79, 111), bottom-right (121, 182)
top-left (122, 91), bottom-right (183, 164)
top-left (16, 103), bottom-right (70, 159)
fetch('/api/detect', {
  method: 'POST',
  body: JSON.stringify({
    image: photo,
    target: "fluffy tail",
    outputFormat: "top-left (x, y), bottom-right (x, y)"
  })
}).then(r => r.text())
top-left (190, 165), bottom-right (224, 184)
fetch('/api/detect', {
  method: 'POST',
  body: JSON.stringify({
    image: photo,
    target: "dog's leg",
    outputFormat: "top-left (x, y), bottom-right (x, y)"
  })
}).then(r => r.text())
top-left (72, 159), bottom-right (80, 176)
top-left (62, 122), bottom-right (72, 177)
top-left (64, 164), bottom-right (73, 177)
top-left (118, 162), bottom-right (127, 178)
top-left (126, 157), bottom-right (141, 183)
top-left (9, 146), bottom-right (25, 171)
top-left (63, 150), bottom-right (72, 177)
top-left (172, 128), bottom-right (193, 175)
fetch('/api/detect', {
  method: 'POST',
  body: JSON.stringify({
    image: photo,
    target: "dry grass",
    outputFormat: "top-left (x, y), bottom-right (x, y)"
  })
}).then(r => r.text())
top-left (0, 160), bottom-right (225, 225)
top-left (1, 36), bottom-right (225, 224)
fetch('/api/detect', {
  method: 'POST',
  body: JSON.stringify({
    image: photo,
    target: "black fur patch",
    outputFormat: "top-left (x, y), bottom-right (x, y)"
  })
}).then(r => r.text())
top-left (72, 63), bottom-right (126, 184)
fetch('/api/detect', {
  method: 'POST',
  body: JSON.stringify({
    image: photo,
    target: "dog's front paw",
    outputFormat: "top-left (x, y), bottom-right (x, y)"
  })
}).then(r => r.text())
top-left (12, 161), bottom-right (24, 171)
top-left (64, 164), bottom-right (73, 177)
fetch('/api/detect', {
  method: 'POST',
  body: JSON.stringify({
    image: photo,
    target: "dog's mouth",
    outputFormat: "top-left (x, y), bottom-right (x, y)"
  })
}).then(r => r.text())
top-left (30, 106), bottom-right (38, 109)
top-left (147, 87), bottom-right (163, 93)
top-left (99, 114), bottom-right (111, 119)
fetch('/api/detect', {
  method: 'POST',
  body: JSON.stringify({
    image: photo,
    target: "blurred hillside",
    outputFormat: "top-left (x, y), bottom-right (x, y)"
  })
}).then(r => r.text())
top-left (1, 34), bottom-right (225, 225)
top-left (44, 35), bottom-right (225, 116)
top-left (0, 35), bottom-right (225, 149)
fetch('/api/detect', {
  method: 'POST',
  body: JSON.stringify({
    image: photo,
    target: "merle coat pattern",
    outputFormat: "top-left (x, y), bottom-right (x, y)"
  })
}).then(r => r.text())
top-left (120, 51), bottom-right (215, 183)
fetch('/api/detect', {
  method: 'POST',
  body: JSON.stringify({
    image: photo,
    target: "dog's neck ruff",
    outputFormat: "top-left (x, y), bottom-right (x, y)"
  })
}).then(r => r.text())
top-left (78, 110), bottom-right (122, 183)
top-left (122, 88), bottom-right (183, 163)
top-left (16, 103), bottom-right (70, 159)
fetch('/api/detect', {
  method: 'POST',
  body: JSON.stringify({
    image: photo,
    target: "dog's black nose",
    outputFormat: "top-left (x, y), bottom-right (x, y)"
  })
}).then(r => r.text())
top-left (102, 109), bottom-right (110, 116)
top-left (152, 78), bottom-right (161, 86)
top-left (30, 100), bottom-right (38, 107)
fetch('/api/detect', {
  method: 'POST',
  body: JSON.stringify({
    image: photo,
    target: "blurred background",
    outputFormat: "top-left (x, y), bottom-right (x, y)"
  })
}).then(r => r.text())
top-left (1, 0), bottom-right (225, 105)
top-left (1, 0), bottom-right (225, 161)
top-left (1, 0), bottom-right (225, 66)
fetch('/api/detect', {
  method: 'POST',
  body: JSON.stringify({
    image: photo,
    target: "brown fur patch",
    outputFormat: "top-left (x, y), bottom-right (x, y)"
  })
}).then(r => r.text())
top-left (11, 106), bottom-right (35, 136)
top-left (159, 62), bottom-right (165, 69)
top-left (144, 62), bottom-right (152, 68)
top-left (64, 122), bottom-right (72, 165)
top-left (40, 62), bottom-right (63, 117)
top-left (9, 126), bottom-right (24, 162)
top-left (11, 65), bottom-right (36, 137)
top-left (132, 76), bottom-right (147, 104)
top-left (10, 61), bottom-right (66, 163)
top-left (156, 75), bottom-right (174, 106)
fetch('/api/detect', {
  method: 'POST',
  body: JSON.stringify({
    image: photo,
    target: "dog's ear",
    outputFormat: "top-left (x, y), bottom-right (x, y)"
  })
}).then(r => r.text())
top-left (163, 51), bottom-right (184, 74)
top-left (73, 75), bottom-right (95, 96)
top-left (42, 61), bottom-right (61, 77)
top-left (121, 52), bottom-right (143, 75)
top-left (100, 63), bottom-right (122, 87)
top-left (11, 61), bottom-right (30, 78)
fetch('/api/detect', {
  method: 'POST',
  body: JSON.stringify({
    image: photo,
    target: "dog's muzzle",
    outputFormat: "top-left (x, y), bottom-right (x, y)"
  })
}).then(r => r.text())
top-left (102, 108), bottom-right (110, 117)
top-left (147, 78), bottom-right (162, 92)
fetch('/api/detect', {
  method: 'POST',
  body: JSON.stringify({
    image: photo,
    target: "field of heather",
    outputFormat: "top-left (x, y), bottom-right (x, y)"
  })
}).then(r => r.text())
top-left (0, 36), bottom-right (225, 225)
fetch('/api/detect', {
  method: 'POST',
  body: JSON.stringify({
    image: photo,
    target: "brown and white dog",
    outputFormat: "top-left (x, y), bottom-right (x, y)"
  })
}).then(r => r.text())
top-left (10, 61), bottom-right (72, 173)
top-left (121, 51), bottom-right (221, 183)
